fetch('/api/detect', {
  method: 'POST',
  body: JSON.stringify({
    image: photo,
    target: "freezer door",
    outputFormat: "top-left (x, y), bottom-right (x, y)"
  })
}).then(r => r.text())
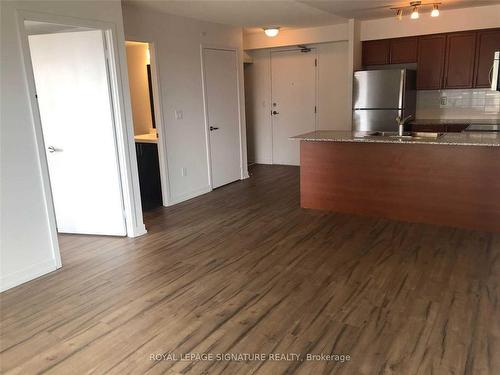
top-left (353, 109), bottom-right (401, 132)
top-left (353, 70), bottom-right (405, 109)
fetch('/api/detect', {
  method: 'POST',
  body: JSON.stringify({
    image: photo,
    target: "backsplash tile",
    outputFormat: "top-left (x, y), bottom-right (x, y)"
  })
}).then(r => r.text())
top-left (416, 89), bottom-right (500, 120)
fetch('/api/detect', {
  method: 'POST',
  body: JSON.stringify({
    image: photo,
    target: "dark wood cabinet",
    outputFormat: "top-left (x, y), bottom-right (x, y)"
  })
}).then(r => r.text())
top-left (444, 32), bottom-right (477, 88)
top-left (135, 142), bottom-right (162, 211)
top-left (410, 124), bottom-right (446, 133)
top-left (474, 29), bottom-right (500, 88)
top-left (362, 39), bottom-right (390, 66)
top-left (361, 28), bottom-right (499, 90)
top-left (390, 37), bottom-right (418, 64)
top-left (416, 34), bottom-right (447, 90)
top-left (409, 123), bottom-right (469, 133)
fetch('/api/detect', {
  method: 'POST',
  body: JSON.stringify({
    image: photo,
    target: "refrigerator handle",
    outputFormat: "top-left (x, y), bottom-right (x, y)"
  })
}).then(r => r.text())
top-left (398, 70), bottom-right (405, 109)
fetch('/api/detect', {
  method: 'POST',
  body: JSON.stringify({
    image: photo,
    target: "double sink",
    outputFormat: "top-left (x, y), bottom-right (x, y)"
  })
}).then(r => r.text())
top-left (355, 131), bottom-right (444, 140)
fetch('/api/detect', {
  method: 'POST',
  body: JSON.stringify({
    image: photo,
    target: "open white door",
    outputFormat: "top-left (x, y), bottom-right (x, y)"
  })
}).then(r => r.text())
top-left (203, 48), bottom-right (241, 189)
top-left (271, 49), bottom-right (317, 166)
top-left (29, 30), bottom-right (126, 236)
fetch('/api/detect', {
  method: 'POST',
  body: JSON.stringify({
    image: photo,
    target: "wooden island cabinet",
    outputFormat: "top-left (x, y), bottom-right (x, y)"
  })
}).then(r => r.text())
top-left (293, 131), bottom-right (500, 233)
top-left (362, 28), bottom-right (500, 90)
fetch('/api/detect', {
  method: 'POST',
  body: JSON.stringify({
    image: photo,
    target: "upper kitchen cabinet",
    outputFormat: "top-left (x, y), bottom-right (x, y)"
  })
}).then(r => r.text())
top-left (444, 31), bottom-right (477, 88)
top-left (417, 34), bottom-right (447, 90)
top-left (474, 29), bottom-right (500, 88)
top-left (390, 37), bottom-right (418, 64)
top-left (362, 39), bottom-right (390, 66)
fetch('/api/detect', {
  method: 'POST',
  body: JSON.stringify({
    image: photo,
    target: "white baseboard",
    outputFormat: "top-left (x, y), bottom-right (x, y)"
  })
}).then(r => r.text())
top-left (254, 158), bottom-right (273, 165)
top-left (241, 168), bottom-right (250, 179)
top-left (129, 223), bottom-right (147, 238)
top-left (166, 185), bottom-right (212, 206)
top-left (0, 258), bottom-right (59, 292)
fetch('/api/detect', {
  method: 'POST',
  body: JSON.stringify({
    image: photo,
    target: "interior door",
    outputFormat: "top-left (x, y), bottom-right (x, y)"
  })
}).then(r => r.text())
top-left (29, 30), bottom-right (126, 236)
top-left (203, 48), bottom-right (241, 188)
top-left (271, 49), bottom-right (317, 166)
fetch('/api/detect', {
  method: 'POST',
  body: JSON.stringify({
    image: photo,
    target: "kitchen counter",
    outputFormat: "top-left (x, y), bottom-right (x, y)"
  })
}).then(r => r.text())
top-left (291, 130), bottom-right (500, 147)
top-left (295, 130), bottom-right (500, 232)
top-left (134, 133), bottom-right (158, 144)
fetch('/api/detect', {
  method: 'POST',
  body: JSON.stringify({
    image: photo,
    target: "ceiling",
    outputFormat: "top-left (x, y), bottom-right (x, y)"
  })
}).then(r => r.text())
top-left (125, 0), bottom-right (500, 33)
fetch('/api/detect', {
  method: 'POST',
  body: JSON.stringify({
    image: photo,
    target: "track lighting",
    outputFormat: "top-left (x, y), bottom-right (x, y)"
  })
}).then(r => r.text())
top-left (396, 9), bottom-right (403, 21)
top-left (392, 2), bottom-right (440, 20)
top-left (411, 5), bottom-right (420, 19)
top-left (431, 4), bottom-right (440, 17)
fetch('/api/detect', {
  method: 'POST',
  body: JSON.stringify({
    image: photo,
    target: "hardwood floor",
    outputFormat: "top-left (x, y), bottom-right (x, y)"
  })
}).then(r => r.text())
top-left (1, 164), bottom-right (499, 374)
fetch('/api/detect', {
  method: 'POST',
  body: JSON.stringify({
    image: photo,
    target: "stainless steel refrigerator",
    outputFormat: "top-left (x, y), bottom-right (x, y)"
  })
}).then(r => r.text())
top-left (353, 69), bottom-right (416, 132)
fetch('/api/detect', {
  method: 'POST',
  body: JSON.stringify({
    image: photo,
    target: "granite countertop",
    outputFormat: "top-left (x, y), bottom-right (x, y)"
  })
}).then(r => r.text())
top-left (291, 130), bottom-right (500, 147)
top-left (411, 119), bottom-right (500, 125)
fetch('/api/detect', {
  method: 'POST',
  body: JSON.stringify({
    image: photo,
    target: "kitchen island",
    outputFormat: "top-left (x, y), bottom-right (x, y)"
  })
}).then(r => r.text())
top-left (292, 130), bottom-right (500, 232)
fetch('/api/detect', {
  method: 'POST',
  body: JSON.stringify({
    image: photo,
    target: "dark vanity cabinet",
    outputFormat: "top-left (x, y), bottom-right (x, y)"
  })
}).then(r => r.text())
top-left (135, 142), bottom-right (162, 211)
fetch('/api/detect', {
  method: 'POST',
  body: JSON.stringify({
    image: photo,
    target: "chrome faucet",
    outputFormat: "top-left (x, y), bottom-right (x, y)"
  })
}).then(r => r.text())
top-left (396, 115), bottom-right (413, 136)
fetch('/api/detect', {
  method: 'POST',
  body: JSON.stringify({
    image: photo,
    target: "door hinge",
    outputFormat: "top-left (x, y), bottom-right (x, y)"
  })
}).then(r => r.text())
top-left (315, 58), bottom-right (317, 67)
top-left (314, 106), bottom-right (317, 114)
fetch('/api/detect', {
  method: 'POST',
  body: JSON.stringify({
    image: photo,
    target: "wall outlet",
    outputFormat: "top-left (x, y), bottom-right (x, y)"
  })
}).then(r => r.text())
top-left (181, 167), bottom-right (187, 176)
top-left (440, 96), bottom-right (448, 106)
top-left (175, 110), bottom-right (183, 120)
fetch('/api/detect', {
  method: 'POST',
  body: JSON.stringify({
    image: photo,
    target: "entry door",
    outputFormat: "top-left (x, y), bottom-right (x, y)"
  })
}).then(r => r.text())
top-left (271, 49), bottom-right (317, 165)
top-left (29, 30), bottom-right (126, 236)
top-left (203, 48), bottom-right (241, 188)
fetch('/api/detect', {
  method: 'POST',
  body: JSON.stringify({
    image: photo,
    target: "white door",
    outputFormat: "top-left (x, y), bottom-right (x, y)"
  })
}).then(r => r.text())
top-left (203, 48), bottom-right (241, 189)
top-left (29, 30), bottom-right (126, 236)
top-left (271, 49), bottom-right (317, 165)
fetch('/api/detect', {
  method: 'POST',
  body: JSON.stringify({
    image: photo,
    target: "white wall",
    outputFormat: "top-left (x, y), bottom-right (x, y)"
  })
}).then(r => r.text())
top-left (0, 0), bottom-right (142, 291)
top-left (125, 42), bottom-right (154, 136)
top-left (122, 3), bottom-right (248, 205)
top-left (360, 4), bottom-right (500, 41)
top-left (244, 41), bottom-right (349, 164)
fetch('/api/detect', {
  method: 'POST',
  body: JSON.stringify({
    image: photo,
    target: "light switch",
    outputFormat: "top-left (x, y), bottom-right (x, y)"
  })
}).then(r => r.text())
top-left (175, 110), bottom-right (183, 120)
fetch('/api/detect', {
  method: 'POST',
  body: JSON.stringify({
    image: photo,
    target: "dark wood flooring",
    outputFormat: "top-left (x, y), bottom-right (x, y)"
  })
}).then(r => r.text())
top-left (1, 165), bottom-right (499, 374)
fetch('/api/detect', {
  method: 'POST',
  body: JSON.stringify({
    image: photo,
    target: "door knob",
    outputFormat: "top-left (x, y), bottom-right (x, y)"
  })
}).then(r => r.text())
top-left (47, 146), bottom-right (61, 153)
top-left (272, 110), bottom-right (279, 115)
top-left (209, 126), bottom-right (219, 131)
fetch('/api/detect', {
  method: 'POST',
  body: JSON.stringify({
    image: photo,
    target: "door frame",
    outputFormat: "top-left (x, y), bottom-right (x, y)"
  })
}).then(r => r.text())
top-left (16, 10), bottom-right (147, 257)
top-left (269, 47), bottom-right (319, 165)
top-left (124, 38), bottom-right (171, 207)
top-left (200, 44), bottom-right (249, 190)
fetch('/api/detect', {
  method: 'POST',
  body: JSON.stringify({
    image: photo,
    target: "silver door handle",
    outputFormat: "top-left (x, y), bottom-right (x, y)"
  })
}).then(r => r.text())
top-left (47, 146), bottom-right (61, 153)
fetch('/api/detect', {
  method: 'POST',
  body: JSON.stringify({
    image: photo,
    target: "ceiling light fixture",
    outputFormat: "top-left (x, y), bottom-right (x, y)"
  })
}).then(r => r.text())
top-left (431, 3), bottom-right (440, 17)
top-left (392, 2), bottom-right (440, 20)
top-left (396, 9), bottom-right (403, 21)
top-left (410, 4), bottom-right (420, 19)
top-left (263, 27), bottom-right (280, 37)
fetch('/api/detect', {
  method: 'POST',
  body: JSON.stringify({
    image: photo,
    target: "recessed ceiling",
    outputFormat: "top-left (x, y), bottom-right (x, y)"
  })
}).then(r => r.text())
top-left (124, 0), bottom-right (500, 33)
